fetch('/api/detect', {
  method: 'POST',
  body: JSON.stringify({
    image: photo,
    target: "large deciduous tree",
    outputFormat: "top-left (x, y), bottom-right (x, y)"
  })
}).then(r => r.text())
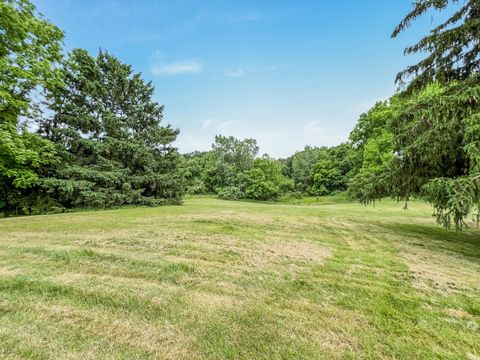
top-left (209, 135), bottom-right (259, 192)
top-left (0, 0), bottom-right (63, 213)
top-left (244, 156), bottom-right (289, 201)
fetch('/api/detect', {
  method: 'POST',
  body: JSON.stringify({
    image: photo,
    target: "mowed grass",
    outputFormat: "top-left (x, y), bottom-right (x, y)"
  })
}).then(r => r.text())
top-left (0, 196), bottom-right (479, 359)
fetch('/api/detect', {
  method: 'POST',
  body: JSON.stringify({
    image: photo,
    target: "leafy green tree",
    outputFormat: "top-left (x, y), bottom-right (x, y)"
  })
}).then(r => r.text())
top-left (245, 157), bottom-right (286, 201)
top-left (349, 101), bottom-right (393, 150)
top-left (310, 159), bottom-right (341, 196)
top-left (0, 0), bottom-right (63, 116)
top-left (348, 129), bottom-right (394, 203)
top-left (0, 0), bottom-right (63, 213)
top-left (183, 151), bottom-right (210, 194)
top-left (210, 135), bottom-right (258, 191)
top-left (347, 98), bottom-right (396, 202)
top-left (350, 1), bottom-right (479, 229)
top-left (283, 146), bottom-right (328, 193)
top-left (325, 143), bottom-right (357, 190)
top-left (40, 49), bottom-right (184, 208)
top-left (283, 144), bottom-right (355, 196)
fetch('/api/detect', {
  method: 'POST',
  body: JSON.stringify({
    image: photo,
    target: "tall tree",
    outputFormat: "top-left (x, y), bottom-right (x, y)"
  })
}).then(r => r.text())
top-left (244, 156), bottom-right (288, 201)
top-left (40, 49), bottom-right (184, 208)
top-left (377, 0), bottom-right (480, 230)
top-left (389, 81), bottom-right (479, 230)
top-left (0, 0), bottom-right (63, 213)
top-left (209, 135), bottom-right (259, 191)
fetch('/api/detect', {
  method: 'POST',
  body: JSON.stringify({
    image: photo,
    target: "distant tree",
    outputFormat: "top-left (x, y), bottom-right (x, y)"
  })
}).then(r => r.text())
top-left (326, 143), bottom-right (357, 190)
top-left (283, 144), bottom-right (355, 196)
top-left (284, 146), bottom-right (328, 193)
top-left (348, 128), bottom-right (394, 204)
top-left (210, 135), bottom-right (259, 191)
top-left (0, 0), bottom-right (63, 213)
top-left (310, 159), bottom-right (341, 196)
top-left (245, 156), bottom-right (286, 201)
top-left (183, 151), bottom-right (210, 194)
top-left (347, 98), bottom-right (396, 201)
top-left (40, 49), bottom-right (184, 208)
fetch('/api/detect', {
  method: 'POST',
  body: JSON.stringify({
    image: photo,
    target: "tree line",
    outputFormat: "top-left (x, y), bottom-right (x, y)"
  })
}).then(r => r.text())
top-left (1, 0), bottom-right (479, 230)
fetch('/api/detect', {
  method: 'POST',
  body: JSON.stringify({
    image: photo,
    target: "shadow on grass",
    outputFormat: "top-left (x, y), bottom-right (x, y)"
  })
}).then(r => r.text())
top-left (380, 222), bottom-right (480, 260)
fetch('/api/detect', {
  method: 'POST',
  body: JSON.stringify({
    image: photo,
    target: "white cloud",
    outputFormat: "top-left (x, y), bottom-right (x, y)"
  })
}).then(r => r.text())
top-left (173, 117), bottom-right (349, 158)
top-left (151, 60), bottom-right (203, 76)
top-left (223, 64), bottom-right (285, 78)
top-left (224, 68), bottom-right (246, 77)
top-left (202, 118), bottom-right (235, 132)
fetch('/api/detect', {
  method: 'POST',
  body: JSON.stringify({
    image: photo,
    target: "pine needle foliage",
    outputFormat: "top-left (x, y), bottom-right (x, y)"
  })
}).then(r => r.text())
top-left (39, 49), bottom-right (184, 208)
top-left (392, 0), bottom-right (480, 93)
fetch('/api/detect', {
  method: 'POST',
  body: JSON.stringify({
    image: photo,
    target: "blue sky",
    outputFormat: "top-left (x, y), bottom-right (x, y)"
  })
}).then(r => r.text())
top-left (34, 0), bottom-right (449, 158)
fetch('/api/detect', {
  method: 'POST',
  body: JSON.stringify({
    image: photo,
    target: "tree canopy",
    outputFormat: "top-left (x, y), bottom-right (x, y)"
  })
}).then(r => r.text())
top-left (0, 0), bottom-right (63, 213)
top-left (39, 49), bottom-right (184, 208)
top-left (347, 0), bottom-right (480, 230)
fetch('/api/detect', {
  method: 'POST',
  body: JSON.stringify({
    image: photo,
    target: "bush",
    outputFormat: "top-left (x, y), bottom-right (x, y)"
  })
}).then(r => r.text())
top-left (186, 178), bottom-right (207, 194)
top-left (217, 186), bottom-right (245, 200)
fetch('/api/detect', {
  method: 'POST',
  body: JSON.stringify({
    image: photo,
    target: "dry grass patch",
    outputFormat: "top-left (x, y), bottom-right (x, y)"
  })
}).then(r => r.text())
top-left (259, 240), bottom-right (331, 263)
top-left (401, 247), bottom-right (480, 295)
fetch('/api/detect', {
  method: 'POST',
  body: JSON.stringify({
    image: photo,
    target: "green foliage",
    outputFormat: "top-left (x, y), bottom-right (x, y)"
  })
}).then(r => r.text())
top-left (212, 135), bottom-right (259, 173)
top-left (39, 49), bottom-right (184, 208)
top-left (348, 1), bottom-right (480, 230)
top-left (392, 0), bottom-right (480, 93)
top-left (349, 79), bottom-right (480, 230)
top-left (422, 176), bottom-right (480, 230)
top-left (310, 159), bottom-right (341, 196)
top-left (217, 186), bottom-right (245, 200)
top-left (349, 101), bottom-right (394, 150)
top-left (0, 0), bottom-right (63, 213)
top-left (282, 146), bottom-right (327, 193)
top-left (183, 151), bottom-right (210, 194)
top-left (182, 139), bottom-right (296, 202)
top-left (283, 144), bottom-right (355, 195)
top-left (389, 80), bottom-right (480, 230)
top-left (182, 135), bottom-right (259, 197)
top-left (0, 0), bottom-right (64, 117)
top-left (244, 157), bottom-right (286, 201)
top-left (0, 123), bottom-right (57, 189)
top-left (210, 135), bottom-right (259, 190)
top-left (348, 129), bottom-right (394, 204)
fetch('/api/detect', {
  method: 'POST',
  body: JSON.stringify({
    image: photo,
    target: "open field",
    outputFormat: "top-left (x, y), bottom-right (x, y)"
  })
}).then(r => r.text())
top-left (0, 196), bottom-right (479, 359)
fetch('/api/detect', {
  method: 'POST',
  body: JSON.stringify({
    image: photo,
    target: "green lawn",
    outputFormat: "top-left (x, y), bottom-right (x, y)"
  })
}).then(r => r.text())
top-left (0, 197), bottom-right (479, 359)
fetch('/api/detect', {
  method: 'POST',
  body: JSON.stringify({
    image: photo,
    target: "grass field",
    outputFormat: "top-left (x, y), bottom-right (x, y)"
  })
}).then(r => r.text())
top-left (0, 196), bottom-right (479, 359)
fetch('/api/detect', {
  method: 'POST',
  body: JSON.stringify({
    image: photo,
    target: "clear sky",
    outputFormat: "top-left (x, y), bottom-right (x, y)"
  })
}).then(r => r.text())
top-left (33, 0), bottom-right (449, 158)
